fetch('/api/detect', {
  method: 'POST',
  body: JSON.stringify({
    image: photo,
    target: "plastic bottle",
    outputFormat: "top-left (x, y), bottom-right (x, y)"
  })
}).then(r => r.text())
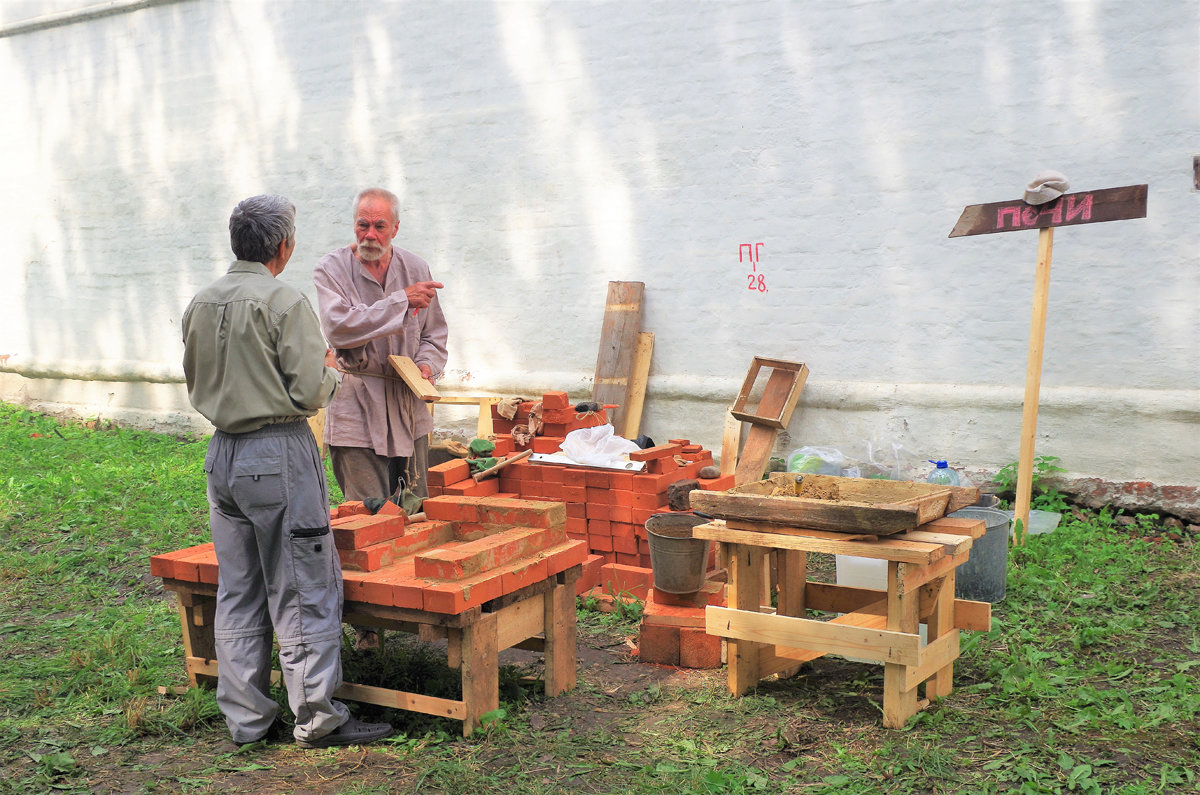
top-left (926, 460), bottom-right (961, 485)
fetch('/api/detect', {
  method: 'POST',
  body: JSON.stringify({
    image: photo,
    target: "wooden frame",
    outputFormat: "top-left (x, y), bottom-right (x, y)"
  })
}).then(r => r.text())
top-left (729, 357), bottom-right (808, 429)
top-left (162, 566), bottom-right (580, 736)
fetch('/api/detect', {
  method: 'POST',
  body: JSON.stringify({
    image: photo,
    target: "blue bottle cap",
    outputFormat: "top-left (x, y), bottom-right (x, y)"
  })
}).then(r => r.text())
top-left (929, 460), bottom-right (948, 468)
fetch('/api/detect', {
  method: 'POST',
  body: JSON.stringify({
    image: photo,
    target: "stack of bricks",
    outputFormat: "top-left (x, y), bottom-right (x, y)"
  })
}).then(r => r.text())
top-left (427, 431), bottom-right (734, 571)
top-left (488, 390), bottom-right (609, 455)
top-left (151, 495), bottom-right (587, 616)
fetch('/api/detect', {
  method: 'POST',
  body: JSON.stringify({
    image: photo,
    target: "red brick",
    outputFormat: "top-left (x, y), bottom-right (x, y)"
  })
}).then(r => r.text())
top-left (498, 556), bottom-right (550, 592)
top-left (390, 521), bottom-right (455, 556)
top-left (610, 505), bottom-right (634, 524)
top-left (541, 539), bottom-right (587, 577)
top-left (497, 476), bottom-right (520, 494)
top-left (590, 535), bottom-right (613, 552)
top-left (600, 563), bottom-right (653, 594)
top-left (587, 487), bottom-right (617, 505)
top-left (588, 518), bottom-right (612, 536)
top-left (615, 552), bottom-right (641, 567)
top-left (575, 554), bottom-right (605, 596)
top-left (612, 489), bottom-right (635, 509)
top-left (611, 521), bottom-right (637, 538)
top-left (542, 482), bottom-right (564, 499)
top-left (642, 599), bottom-right (707, 628)
top-left (565, 501), bottom-right (587, 518)
top-left (585, 502), bottom-right (610, 521)
top-left (491, 418), bottom-right (517, 434)
top-left (679, 627), bottom-right (722, 669)
top-left (632, 491), bottom-right (670, 510)
top-left (422, 496), bottom-right (481, 522)
top-left (444, 478), bottom-right (501, 497)
top-left (612, 534), bottom-right (638, 555)
top-left (541, 390), bottom-right (570, 410)
top-left (428, 458), bottom-right (471, 486)
top-left (637, 623), bottom-right (680, 666)
top-left (336, 501), bottom-right (371, 518)
top-left (610, 471), bottom-right (635, 491)
top-left (331, 514), bottom-right (407, 550)
top-left (491, 435), bottom-right (515, 457)
top-left (507, 460), bottom-right (535, 480)
top-left (338, 540), bottom-right (396, 572)
top-left (645, 456), bottom-right (680, 475)
top-left (541, 422), bottom-right (569, 437)
top-left (562, 485), bottom-right (587, 503)
top-left (630, 443), bottom-right (683, 462)
top-left (541, 465), bottom-right (565, 484)
top-left (584, 470), bottom-right (612, 489)
top-left (341, 570), bottom-right (368, 602)
top-left (565, 516), bottom-right (587, 534)
top-left (532, 436), bottom-right (564, 454)
top-left (562, 468), bottom-right (590, 486)
top-left (540, 407), bottom-right (576, 423)
top-left (414, 526), bottom-right (560, 580)
top-left (699, 474), bottom-right (736, 491)
top-left (422, 570), bottom-right (506, 614)
top-left (477, 497), bottom-right (566, 527)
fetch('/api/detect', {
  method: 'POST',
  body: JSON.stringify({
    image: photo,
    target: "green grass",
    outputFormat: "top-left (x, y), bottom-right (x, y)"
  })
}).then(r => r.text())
top-left (0, 403), bottom-right (1197, 793)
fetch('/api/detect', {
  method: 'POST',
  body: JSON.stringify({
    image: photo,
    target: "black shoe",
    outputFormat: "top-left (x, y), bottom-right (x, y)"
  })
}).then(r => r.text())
top-left (296, 717), bottom-right (393, 749)
top-left (225, 719), bottom-right (290, 751)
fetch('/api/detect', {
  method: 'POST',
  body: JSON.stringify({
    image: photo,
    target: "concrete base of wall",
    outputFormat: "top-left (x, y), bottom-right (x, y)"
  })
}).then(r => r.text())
top-left (3, 371), bottom-right (1196, 521)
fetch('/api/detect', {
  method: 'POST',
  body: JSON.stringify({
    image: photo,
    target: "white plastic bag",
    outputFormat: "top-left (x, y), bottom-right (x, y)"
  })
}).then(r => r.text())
top-left (786, 446), bottom-right (845, 475)
top-left (558, 425), bottom-right (640, 468)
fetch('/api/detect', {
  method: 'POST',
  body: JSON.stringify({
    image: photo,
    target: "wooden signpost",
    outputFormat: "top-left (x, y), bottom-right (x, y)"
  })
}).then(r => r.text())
top-left (950, 183), bottom-right (1147, 543)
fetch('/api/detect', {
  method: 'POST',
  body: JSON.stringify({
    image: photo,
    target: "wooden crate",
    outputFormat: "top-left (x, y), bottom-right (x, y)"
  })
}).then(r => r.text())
top-left (690, 473), bottom-right (978, 536)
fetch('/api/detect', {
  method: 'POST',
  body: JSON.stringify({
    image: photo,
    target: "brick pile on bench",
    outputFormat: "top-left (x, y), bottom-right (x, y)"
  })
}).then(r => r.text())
top-left (150, 495), bottom-right (587, 616)
top-left (424, 390), bottom-right (737, 668)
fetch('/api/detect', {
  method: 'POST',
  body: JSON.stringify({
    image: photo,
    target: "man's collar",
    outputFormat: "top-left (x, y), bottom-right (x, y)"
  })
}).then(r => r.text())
top-left (229, 260), bottom-right (273, 276)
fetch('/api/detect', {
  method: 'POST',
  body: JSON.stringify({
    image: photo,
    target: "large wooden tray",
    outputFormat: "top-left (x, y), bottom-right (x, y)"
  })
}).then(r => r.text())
top-left (689, 473), bottom-right (979, 536)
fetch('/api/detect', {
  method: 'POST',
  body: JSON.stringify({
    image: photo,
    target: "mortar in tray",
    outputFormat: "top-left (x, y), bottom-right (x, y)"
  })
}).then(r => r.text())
top-left (689, 473), bottom-right (979, 535)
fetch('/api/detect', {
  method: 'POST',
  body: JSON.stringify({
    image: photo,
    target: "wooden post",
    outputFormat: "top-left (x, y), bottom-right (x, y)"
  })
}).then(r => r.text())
top-left (1013, 227), bottom-right (1054, 544)
top-left (950, 183), bottom-right (1147, 546)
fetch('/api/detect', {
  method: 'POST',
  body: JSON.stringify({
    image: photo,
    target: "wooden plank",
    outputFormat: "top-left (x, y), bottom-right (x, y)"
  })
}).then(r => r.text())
top-left (621, 332), bottom-right (654, 439)
top-left (388, 355), bottom-right (441, 402)
top-left (184, 657), bottom-right (468, 720)
top-left (307, 407), bottom-right (326, 458)
top-left (692, 521), bottom-right (943, 564)
top-left (493, 595), bottom-right (544, 651)
top-left (891, 530), bottom-right (974, 555)
top-left (720, 408), bottom-right (741, 477)
top-left (803, 581), bottom-right (991, 632)
top-left (948, 184), bottom-right (1147, 238)
top-left (692, 474), bottom-right (970, 535)
top-left (904, 630), bottom-right (960, 693)
top-left (707, 606), bottom-right (921, 666)
top-left (592, 281), bottom-right (644, 433)
top-left (923, 516), bottom-right (988, 539)
top-left (921, 569), bottom-right (957, 698)
top-left (1013, 225), bottom-right (1054, 545)
top-left (733, 424), bottom-right (780, 486)
top-left (543, 583), bottom-right (577, 696)
top-left (727, 544), bottom-right (765, 695)
top-left (460, 611), bottom-right (499, 736)
top-left (883, 561), bottom-right (920, 728)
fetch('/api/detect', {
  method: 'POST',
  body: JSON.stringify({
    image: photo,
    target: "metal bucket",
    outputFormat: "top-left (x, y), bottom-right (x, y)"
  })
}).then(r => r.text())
top-left (645, 513), bottom-right (709, 594)
top-left (947, 507), bottom-right (1010, 603)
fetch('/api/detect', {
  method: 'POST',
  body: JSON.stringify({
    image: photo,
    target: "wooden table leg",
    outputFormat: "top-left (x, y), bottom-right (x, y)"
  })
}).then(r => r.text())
top-left (460, 611), bottom-right (499, 736)
top-left (883, 561), bottom-right (919, 728)
top-left (924, 570), bottom-right (956, 700)
top-left (774, 549), bottom-right (807, 679)
top-left (543, 582), bottom-right (577, 696)
top-left (176, 591), bottom-right (218, 688)
top-left (727, 543), bottom-right (765, 696)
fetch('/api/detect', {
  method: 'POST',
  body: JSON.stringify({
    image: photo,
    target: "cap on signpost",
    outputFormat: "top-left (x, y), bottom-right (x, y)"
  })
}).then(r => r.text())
top-left (1023, 170), bottom-right (1070, 205)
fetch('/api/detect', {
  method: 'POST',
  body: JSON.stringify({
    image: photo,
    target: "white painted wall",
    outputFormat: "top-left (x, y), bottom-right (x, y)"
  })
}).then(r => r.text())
top-left (1, 1), bottom-right (1197, 495)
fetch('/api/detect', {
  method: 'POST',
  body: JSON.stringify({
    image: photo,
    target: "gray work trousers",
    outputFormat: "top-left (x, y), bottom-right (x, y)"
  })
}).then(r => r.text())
top-left (330, 434), bottom-right (430, 501)
top-left (205, 420), bottom-right (350, 744)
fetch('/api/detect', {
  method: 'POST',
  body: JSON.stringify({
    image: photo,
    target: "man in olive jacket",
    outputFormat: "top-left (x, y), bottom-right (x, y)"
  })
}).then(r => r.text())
top-left (182, 194), bottom-right (391, 749)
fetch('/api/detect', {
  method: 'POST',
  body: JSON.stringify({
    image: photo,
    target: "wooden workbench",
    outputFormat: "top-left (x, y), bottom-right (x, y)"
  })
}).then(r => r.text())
top-left (694, 516), bottom-right (991, 728)
top-left (158, 564), bottom-right (579, 737)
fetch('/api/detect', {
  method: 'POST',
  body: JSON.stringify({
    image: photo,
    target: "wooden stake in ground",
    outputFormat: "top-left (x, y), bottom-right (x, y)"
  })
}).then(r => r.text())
top-left (950, 183), bottom-right (1147, 543)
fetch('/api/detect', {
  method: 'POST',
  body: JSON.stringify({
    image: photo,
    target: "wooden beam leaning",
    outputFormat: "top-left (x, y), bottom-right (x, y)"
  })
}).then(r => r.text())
top-left (621, 332), bottom-right (654, 440)
top-left (592, 281), bottom-right (644, 434)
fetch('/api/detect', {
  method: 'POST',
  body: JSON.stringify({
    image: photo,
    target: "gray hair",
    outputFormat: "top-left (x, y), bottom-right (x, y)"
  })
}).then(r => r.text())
top-left (229, 194), bottom-right (296, 264)
top-left (353, 187), bottom-right (400, 223)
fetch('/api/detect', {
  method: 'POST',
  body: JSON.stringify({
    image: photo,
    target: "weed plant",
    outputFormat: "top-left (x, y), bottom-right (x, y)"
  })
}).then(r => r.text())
top-left (0, 405), bottom-right (1197, 793)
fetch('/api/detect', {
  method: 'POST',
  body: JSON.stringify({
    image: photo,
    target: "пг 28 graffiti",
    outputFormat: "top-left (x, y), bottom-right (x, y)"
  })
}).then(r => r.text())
top-left (739, 243), bottom-right (767, 293)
